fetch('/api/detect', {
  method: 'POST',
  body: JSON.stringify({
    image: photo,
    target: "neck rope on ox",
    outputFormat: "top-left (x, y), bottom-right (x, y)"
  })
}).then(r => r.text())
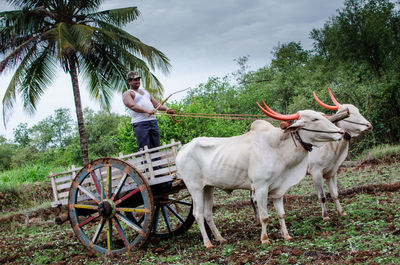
top-left (335, 119), bottom-right (363, 140)
top-left (290, 128), bottom-right (344, 152)
top-left (341, 119), bottom-right (370, 126)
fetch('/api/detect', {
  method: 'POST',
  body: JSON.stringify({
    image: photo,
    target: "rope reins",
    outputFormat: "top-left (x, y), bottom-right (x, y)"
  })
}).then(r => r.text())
top-left (300, 128), bottom-right (343, 134)
top-left (292, 127), bottom-right (344, 152)
top-left (341, 119), bottom-right (370, 127)
top-left (156, 111), bottom-right (274, 121)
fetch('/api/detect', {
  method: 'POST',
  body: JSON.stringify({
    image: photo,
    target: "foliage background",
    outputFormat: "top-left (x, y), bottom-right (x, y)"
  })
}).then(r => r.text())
top-left (0, 0), bottom-right (399, 182)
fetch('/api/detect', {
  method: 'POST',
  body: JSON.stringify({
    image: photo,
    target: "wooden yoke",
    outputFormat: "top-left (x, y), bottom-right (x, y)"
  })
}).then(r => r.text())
top-left (328, 108), bottom-right (349, 123)
top-left (279, 108), bottom-right (349, 130)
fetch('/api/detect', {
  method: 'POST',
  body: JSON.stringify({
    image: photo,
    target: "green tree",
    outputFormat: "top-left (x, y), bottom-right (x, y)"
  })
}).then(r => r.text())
top-left (51, 108), bottom-right (73, 149)
top-left (30, 117), bottom-right (54, 151)
top-left (13, 122), bottom-right (30, 147)
top-left (0, 0), bottom-right (170, 165)
top-left (310, 0), bottom-right (400, 142)
top-left (83, 108), bottom-right (125, 159)
top-left (0, 135), bottom-right (17, 170)
top-left (269, 42), bottom-right (310, 113)
top-left (28, 108), bottom-right (73, 151)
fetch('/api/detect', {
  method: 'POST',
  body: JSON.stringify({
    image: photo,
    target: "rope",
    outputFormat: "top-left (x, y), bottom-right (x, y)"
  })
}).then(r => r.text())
top-left (156, 111), bottom-right (274, 121)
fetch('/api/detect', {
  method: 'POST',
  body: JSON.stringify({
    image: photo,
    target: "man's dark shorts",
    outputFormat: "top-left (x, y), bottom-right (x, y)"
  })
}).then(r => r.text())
top-left (132, 119), bottom-right (160, 150)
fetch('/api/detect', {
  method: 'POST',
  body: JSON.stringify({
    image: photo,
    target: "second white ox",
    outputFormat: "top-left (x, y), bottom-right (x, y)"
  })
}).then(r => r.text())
top-left (308, 88), bottom-right (372, 220)
top-left (176, 102), bottom-right (344, 248)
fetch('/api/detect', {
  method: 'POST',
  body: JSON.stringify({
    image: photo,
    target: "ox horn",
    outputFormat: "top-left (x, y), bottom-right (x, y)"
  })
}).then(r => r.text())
top-left (256, 100), bottom-right (299, 121)
top-left (313, 88), bottom-right (340, 111)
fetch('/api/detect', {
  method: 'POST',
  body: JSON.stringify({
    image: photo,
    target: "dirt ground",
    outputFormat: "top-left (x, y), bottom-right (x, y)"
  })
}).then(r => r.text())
top-left (0, 156), bottom-right (399, 264)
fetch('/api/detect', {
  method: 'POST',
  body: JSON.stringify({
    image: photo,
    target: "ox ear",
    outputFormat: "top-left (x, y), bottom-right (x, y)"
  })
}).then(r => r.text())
top-left (285, 119), bottom-right (305, 132)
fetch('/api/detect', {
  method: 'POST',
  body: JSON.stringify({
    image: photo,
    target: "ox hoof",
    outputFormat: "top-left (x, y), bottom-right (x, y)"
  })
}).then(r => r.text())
top-left (283, 235), bottom-right (293, 241)
top-left (323, 216), bottom-right (330, 222)
top-left (205, 243), bottom-right (214, 250)
top-left (340, 212), bottom-right (347, 217)
top-left (261, 239), bottom-right (271, 245)
top-left (218, 238), bottom-right (228, 244)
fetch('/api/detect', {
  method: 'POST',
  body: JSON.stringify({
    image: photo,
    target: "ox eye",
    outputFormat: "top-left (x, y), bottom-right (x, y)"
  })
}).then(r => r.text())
top-left (312, 118), bottom-right (319, 121)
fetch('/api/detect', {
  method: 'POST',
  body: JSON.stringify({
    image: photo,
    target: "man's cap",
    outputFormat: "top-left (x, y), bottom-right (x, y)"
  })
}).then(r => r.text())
top-left (126, 71), bottom-right (141, 80)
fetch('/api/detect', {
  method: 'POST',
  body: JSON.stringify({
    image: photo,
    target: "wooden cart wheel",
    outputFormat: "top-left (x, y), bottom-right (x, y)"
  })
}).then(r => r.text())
top-left (68, 158), bottom-right (154, 255)
top-left (151, 188), bottom-right (195, 238)
top-left (125, 184), bottom-right (194, 239)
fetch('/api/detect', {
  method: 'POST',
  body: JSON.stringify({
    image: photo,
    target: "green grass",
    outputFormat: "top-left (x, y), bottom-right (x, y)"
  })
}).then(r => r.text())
top-left (0, 144), bottom-right (399, 264)
top-left (357, 143), bottom-right (400, 161)
top-left (0, 163), bottom-right (67, 187)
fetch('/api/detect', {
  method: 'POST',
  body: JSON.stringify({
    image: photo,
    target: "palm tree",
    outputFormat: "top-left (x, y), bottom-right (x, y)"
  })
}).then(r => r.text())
top-left (0, 0), bottom-right (170, 166)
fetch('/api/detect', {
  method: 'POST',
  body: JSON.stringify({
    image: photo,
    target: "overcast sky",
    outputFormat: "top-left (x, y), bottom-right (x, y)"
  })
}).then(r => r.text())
top-left (0, 0), bottom-right (344, 139)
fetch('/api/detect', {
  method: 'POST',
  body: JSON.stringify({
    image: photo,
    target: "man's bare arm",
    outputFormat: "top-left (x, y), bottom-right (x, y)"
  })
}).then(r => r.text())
top-left (150, 96), bottom-right (174, 113)
top-left (123, 91), bottom-right (155, 114)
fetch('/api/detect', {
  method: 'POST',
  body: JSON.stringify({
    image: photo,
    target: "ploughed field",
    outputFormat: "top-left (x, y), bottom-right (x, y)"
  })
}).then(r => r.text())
top-left (0, 155), bottom-right (399, 264)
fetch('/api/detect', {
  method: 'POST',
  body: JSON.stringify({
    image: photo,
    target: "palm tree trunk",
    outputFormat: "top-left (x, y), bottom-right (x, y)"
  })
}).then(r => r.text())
top-left (69, 59), bottom-right (89, 166)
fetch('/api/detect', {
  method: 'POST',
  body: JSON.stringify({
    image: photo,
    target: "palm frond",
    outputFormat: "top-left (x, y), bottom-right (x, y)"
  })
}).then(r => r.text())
top-left (88, 7), bottom-right (140, 27)
top-left (78, 43), bottom-right (126, 109)
top-left (46, 22), bottom-right (75, 59)
top-left (70, 24), bottom-right (96, 55)
top-left (142, 72), bottom-right (164, 101)
top-left (80, 58), bottom-right (113, 110)
top-left (4, 0), bottom-right (38, 9)
top-left (19, 47), bottom-right (57, 114)
top-left (0, 35), bottom-right (38, 72)
top-left (93, 20), bottom-right (171, 74)
top-left (116, 48), bottom-right (165, 98)
top-left (0, 8), bottom-right (49, 39)
top-left (2, 44), bottom-right (38, 126)
top-left (69, 0), bottom-right (103, 14)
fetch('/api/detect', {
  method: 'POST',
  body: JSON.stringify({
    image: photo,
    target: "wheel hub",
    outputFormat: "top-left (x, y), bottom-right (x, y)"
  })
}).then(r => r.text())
top-left (98, 199), bottom-right (116, 219)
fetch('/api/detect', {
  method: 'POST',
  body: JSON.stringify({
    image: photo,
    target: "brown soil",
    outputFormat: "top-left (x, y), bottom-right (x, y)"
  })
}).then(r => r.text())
top-left (354, 153), bottom-right (400, 170)
top-left (0, 155), bottom-right (399, 264)
top-left (1, 154), bottom-right (397, 226)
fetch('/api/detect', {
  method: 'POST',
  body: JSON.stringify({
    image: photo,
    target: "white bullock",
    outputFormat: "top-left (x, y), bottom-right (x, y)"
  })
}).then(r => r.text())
top-left (308, 88), bottom-right (372, 220)
top-left (176, 102), bottom-right (344, 248)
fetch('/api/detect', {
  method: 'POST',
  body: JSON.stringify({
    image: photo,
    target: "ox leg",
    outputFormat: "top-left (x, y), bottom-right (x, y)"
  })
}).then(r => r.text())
top-left (190, 187), bottom-right (214, 249)
top-left (327, 175), bottom-right (346, 217)
top-left (273, 197), bottom-right (293, 241)
top-left (255, 185), bottom-right (271, 245)
top-left (203, 186), bottom-right (226, 244)
top-left (311, 172), bottom-right (329, 221)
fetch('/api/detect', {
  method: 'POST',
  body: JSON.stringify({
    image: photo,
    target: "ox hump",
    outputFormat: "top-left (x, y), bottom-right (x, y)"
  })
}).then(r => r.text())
top-left (250, 120), bottom-right (274, 132)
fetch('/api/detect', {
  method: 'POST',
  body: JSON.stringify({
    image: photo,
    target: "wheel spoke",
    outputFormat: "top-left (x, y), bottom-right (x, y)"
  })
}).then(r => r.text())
top-left (161, 206), bottom-right (172, 233)
top-left (111, 173), bottom-right (128, 200)
top-left (112, 217), bottom-right (130, 249)
top-left (115, 186), bottom-right (141, 205)
top-left (151, 190), bottom-right (194, 238)
top-left (165, 204), bottom-right (185, 223)
top-left (172, 200), bottom-right (192, 206)
top-left (79, 213), bottom-right (100, 228)
top-left (106, 220), bottom-right (112, 251)
top-left (126, 213), bottom-right (141, 226)
top-left (153, 205), bottom-right (161, 232)
top-left (90, 171), bottom-right (102, 196)
top-left (116, 207), bottom-right (150, 213)
top-left (116, 213), bottom-right (146, 236)
top-left (73, 204), bottom-right (98, 210)
top-left (106, 166), bottom-right (112, 199)
top-left (78, 184), bottom-right (100, 204)
top-left (92, 218), bottom-right (105, 244)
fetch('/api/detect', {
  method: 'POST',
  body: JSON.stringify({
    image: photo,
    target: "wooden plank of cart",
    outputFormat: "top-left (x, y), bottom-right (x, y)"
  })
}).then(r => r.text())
top-left (47, 140), bottom-right (194, 256)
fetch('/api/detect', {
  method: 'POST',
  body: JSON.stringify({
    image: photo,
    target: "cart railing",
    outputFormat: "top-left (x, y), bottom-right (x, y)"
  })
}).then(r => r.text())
top-left (47, 140), bottom-right (181, 207)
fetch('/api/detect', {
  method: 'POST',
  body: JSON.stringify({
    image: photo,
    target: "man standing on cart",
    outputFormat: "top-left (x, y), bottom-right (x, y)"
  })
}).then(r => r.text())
top-left (122, 70), bottom-right (174, 151)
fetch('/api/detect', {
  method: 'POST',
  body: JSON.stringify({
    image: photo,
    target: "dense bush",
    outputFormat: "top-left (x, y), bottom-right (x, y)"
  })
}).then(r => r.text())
top-left (0, 0), bottom-right (398, 170)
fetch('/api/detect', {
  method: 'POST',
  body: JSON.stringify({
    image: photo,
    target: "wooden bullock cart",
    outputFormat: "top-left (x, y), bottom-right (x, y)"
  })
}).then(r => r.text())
top-left (48, 140), bottom-right (194, 255)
